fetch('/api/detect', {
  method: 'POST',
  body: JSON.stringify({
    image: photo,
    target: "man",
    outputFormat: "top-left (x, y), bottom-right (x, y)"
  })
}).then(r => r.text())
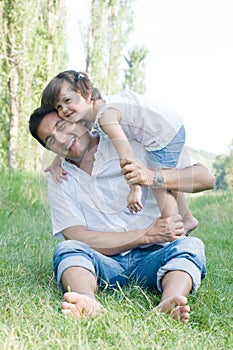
top-left (29, 106), bottom-right (215, 322)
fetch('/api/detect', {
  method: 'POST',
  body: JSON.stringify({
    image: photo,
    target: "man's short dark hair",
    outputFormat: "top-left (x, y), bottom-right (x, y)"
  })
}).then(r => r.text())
top-left (29, 106), bottom-right (57, 148)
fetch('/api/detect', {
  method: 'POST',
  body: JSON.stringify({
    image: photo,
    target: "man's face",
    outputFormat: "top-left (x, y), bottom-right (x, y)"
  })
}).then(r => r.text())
top-left (37, 111), bottom-right (91, 160)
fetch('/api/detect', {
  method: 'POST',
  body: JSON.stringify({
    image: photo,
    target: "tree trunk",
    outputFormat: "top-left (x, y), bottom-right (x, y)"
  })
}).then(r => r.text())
top-left (8, 46), bottom-right (19, 169)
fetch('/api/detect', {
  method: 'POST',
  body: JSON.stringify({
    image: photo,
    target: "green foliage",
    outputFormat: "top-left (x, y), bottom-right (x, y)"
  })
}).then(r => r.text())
top-left (213, 140), bottom-right (233, 190)
top-left (0, 171), bottom-right (233, 349)
top-left (225, 142), bottom-right (233, 189)
top-left (124, 46), bottom-right (149, 94)
top-left (213, 154), bottom-right (227, 190)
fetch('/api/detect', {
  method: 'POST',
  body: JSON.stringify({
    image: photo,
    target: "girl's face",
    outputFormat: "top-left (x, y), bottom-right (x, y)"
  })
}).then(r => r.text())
top-left (55, 83), bottom-right (92, 122)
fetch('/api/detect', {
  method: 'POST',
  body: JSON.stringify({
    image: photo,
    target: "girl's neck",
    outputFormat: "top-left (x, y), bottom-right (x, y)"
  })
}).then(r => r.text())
top-left (84, 98), bottom-right (105, 127)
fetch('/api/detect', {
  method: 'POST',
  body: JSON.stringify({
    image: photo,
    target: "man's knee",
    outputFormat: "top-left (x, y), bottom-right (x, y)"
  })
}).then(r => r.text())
top-left (53, 240), bottom-right (96, 289)
top-left (172, 237), bottom-right (206, 270)
top-left (54, 240), bottom-right (91, 259)
top-left (173, 236), bottom-right (205, 257)
top-left (53, 240), bottom-right (95, 274)
top-left (160, 237), bottom-right (206, 293)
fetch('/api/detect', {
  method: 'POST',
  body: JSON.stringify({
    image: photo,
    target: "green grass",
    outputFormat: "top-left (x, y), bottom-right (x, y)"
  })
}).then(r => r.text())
top-left (0, 169), bottom-right (232, 349)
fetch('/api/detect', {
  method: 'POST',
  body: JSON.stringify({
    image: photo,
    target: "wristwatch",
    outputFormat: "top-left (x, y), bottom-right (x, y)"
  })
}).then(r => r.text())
top-left (153, 170), bottom-right (164, 188)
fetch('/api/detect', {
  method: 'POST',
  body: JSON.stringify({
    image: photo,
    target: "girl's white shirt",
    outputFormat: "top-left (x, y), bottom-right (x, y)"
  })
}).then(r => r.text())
top-left (94, 89), bottom-right (183, 152)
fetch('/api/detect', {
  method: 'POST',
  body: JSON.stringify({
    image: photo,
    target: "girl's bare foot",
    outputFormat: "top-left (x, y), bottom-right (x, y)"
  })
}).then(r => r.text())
top-left (153, 295), bottom-right (190, 323)
top-left (183, 217), bottom-right (199, 236)
top-left (61, 292), bottom-right (104, 319)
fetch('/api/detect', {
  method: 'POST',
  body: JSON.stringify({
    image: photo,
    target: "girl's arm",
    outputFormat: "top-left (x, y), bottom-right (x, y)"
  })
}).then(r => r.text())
top-left (98, 108), bottom-right (136, 160)
top-left (44, 155), bottom-right (67, 183)
top-left (52, 155), bottom-right (63, 166)
top-left (99, 108), bottom-right (143, 213)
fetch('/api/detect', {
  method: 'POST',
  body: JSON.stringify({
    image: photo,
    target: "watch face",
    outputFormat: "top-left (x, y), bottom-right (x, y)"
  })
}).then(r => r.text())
top-left (154, 172), bottom-right (164, 188)
top-left (157, 176), bottom-right (163, 185)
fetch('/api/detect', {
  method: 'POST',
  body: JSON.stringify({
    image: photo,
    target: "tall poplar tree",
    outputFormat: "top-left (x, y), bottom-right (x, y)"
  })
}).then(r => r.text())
top-left (0, 0), bottom-right (66, 169)
top-left (85, 0), bottom-right (135, 94)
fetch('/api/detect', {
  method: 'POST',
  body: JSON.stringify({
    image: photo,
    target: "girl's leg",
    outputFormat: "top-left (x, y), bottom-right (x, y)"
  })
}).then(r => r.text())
top-left (172, 191), bottom-right (198, 235)
top-left (151, 187), bottom-right (179, 218)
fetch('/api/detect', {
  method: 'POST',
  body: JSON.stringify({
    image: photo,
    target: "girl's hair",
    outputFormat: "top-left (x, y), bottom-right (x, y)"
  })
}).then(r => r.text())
top-left (41, 70), bottom-right (102, 107)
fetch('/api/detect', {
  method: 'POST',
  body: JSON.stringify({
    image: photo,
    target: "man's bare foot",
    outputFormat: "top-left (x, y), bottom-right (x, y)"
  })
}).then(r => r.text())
top-left (61, 292), bottom-right (104, 319)
top-left (183, 217), bottom-right (199, 236)
top-left (153, 296), bottom-right (190, 323)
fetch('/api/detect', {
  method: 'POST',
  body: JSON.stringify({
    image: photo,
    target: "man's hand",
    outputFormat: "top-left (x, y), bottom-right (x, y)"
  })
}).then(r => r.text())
top-left (145, 215), bottom-right (184, 243)
top-left (120, 158), bottom-right (154, 187)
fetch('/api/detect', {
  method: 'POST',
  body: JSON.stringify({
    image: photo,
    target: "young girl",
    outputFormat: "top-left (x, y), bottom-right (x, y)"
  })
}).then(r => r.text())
top-left (41, 70), bottom-right (198, 234)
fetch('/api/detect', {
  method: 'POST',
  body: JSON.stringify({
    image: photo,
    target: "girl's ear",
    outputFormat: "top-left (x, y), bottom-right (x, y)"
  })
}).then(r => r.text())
top-left (87, 92), bottom-right (92, 102)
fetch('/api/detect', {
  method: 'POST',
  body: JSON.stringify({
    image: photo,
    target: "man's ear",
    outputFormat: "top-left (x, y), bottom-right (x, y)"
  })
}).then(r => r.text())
top-left (76, 119), bottom-right (92, 131)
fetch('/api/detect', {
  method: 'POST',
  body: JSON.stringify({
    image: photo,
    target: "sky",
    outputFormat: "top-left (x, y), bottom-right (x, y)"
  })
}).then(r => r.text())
top-left (66, 0), bottom-right (233, 155)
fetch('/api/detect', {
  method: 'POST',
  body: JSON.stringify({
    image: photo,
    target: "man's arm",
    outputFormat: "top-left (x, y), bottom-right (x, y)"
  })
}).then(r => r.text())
top-left (62, 215), bottom-right (184, 256)
top-left (120, 160), bottom-right (215, 193)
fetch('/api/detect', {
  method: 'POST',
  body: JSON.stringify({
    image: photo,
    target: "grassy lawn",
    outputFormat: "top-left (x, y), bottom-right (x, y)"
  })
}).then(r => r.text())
top-left (0, 169), bottom-right (232, 349)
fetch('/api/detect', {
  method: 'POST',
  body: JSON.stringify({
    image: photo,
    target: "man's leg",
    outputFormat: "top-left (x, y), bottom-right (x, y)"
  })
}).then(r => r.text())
top-left (129, 237), bottom-right (206, 322)
top-left (61, 266), bottom-right (104, 318)
top-left (53, 240), bottom-right (126, 319)
top-left (155, 270), bottom-right (192, 323)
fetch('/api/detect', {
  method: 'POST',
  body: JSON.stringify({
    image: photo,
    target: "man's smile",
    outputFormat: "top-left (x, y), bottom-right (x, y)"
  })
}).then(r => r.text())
top-left (66, 136), bottom-right (77, 152)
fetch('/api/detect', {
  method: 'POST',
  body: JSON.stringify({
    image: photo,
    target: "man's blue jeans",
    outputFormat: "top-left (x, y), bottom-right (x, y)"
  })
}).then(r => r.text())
top-left (53, 236), bottom-right (206, 294)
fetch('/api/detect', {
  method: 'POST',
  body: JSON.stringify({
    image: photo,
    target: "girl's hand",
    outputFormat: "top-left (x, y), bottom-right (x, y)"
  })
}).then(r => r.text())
top-left (44, 164), bottom-right (67, 183)
top-left (127, 184), bottom-right (143, 213)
